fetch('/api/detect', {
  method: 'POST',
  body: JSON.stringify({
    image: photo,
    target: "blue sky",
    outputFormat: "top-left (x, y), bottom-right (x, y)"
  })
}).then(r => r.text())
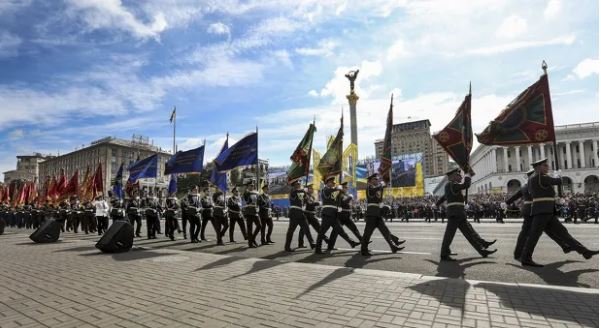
top-left (0, 0), bottom-right (598, 179)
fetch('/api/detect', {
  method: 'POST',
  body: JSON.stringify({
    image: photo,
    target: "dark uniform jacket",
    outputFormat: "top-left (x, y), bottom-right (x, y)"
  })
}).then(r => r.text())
top-left (257, 193), bottom-right (271, 217)
top-left (304, 193), bottom-right (318, 214)
top-left (212, 191), bottom-right (226, 218)
top-left (506, 184), bottom-right (532, 217)
top-left (528, 173), bottom-right (561, 216)
top-left (339, 193), bottom-right (353, 216)
top-left (243, 190), bottom-right (259, 216)
top-left (442, 176), bottom-right (470, 218)
top-left (227, 195), bottom-right (242, 216)
top-left (320, 186), bottom-right (340, 216)
top-left (201, 195), bottom-right (213, 218)
top-left (366, 183), bottom-right (384, 217)
top-left (289, 189), bottom-right (305, 210)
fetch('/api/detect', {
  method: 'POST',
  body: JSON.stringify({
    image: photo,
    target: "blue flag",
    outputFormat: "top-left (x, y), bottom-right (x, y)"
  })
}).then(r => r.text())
top-left (210, 138), bottom-right (229, 192)
top-left (164, 145), bottom-right (204, 175)
top-left (168, 175), bottom-right (177, 195)
top-left (215, 132), bottom-right (257, 171)
top-left (128, 154), bottom-right (158, 183)
top-left (112, 163), bottom-right (124, 199)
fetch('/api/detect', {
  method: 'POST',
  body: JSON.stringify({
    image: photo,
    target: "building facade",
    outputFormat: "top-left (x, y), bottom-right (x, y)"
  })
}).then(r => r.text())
top-left (469, 122), bottom-right (599, 195)
top-left (3, 153), bottom-right (54, 184)
top-left (374, 119), bottom-right (448, 177)
top-left (38, 136), bottom-right (172, 195)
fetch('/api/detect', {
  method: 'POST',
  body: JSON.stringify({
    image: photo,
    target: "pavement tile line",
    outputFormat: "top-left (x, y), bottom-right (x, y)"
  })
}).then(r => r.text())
top-left (1, 232), bottom-right (598, 328)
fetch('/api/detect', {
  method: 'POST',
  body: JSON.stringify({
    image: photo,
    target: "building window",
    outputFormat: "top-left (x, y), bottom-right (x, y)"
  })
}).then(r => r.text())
top-left (507, 151), bottom-right (511, 158)
top-left (508, 164), bottom-right (512, 172)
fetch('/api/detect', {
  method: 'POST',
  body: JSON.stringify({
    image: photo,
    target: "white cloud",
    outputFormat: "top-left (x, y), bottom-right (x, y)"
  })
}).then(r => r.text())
top-left (495, 15), bottom-right (528, 39)
top-left (571, 58), bottom-right (600, 79)
top-left (295, 39), bottom-right (338, 57)
top-left (386, 39), bottom-right (409, 61)
top-left (271, 50), bottom-right (293, 68)
top-left (466, 35), bottom-right (576, 55)
top-left (65, 0), bottom-right (168, 41)
top-left (207, 22), bottom-right (230, 37)
top-left (308, 90), bottom-right (319, 97)
top-left (317, 60), bottom-right (383, 104)
top-left (544, 0), bottom-right (561, 20)
top-left (9, 129), bottom-right (24, 140)
top-left (0, 31), bottom-right (21, 58)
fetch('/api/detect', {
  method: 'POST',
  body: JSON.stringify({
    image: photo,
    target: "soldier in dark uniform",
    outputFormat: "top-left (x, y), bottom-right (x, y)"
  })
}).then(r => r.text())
top-left (298, 184), bottom-right (327, 248)
top-left (507, 168), bottom-right (572, 260)
top-left (243, 182), bottom-right (261, 248)
top-left (110, 197), bottom-right (125, 224)
top-left (361, 174), bottom-right (405, 256)
top-left (144, 192), bottom-right (161, 239)
top-left (258, 184), bottom-right (275, 245)
top-left (164, 193), bottom-right (179, 241)
top-left (315, 177), bottom-right (360, 254)
top-left (127, 194), bottom-right (143, 237)
top-left (520, 159), bottom-right (598, 267)
top-left (69, 196), bottom-right (82, 233)
top-left (436, 169), bottom-right (496, 261)
top-left (200, 188), bottom-right (216, 241)
top-left (227, 187), bottom-right (247, 243)
top-left (212, 188), bottom-right (228, 245)
top-left (285, 179), bottom-right (315, 252)
top-left (185, 187), bottom-right (202, 243)
top-left (336, 182), bottom-right (363, 242)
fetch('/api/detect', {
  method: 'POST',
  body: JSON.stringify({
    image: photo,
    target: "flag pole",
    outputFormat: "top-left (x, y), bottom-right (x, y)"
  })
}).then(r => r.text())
top-left (305, 117), bottom-right (316, 187)
top-left (256, 126), bottom-right (260, 189)
top-left (172, 106), bottom-right (177, 154)
top-left (542, 60), bottom-right (563, 197)
top-left (464, 82), bottom-right (471, 203)
top-left (202, 138), bottom-right (206, 188)
top-left (339, 108), bottom-right (344, 184)
top-left (388, 94), bottom-right (393, 205)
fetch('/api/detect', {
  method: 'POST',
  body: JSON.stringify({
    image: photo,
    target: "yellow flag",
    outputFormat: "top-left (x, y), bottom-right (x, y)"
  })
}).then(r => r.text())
top-left (312, 149), bottom-right (322, 184)
top-left (342, 143), bottom-right (358, 184)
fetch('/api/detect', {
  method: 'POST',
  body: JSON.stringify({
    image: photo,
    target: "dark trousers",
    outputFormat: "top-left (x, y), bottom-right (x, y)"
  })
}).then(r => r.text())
top-left (146, 215), bottom-right (157, 239)
top-left (96, 216), bottom-right (108, 234)
top-left (260, 212), bottom-right (273, 243)
top-left (165, 214), bottom-right (178, 239)
top-left (285, 209), bottom-right (314, 250)
top-left (201, 214), bottom-right (216, 240)
top-left (245, 214), bottom-right (261, 246)
top-left (69, 214), bottom-right (80, 233)
top-left (213, 215), bottom-right (228, 244)
top-left (319, 211), bottom-right (356, 250)
top-left (80, 214), bottom-right (90, 234)
top-left (514, 214), bottom-right (570, 259)
top-left (128, 214), bottom-right (142, 236)
top-left (189, 215), bottom-right (201, 241)
top-left (440, 214), bottom-right (484, 257)
top-left (338, 212), bottom-right (362, 241)
top-left (229, 213), bottom-right (247, 241)
top-left (361, 215), bottom-right (397, 252)
top-left (521, 214), bottom-right (588, 261)
top-left (181, 216), bottom-right (188, 237)
top-left (298, 212), bottom-right (320, 247)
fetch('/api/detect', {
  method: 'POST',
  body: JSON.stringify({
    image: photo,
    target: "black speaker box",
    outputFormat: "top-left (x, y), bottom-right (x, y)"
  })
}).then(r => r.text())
top-left (95, 220), bottom-right (134, 253)
top-left (0, 217), bottom-right (5, 235)
top-left (30, 218), bottom-right (60, 243)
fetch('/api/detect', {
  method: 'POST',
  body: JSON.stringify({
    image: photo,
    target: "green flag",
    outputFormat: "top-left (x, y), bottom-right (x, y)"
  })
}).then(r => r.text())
top-left (318, 116), bottom-right (343, 180)
top-left (287, 123), bottom-right (317, 183)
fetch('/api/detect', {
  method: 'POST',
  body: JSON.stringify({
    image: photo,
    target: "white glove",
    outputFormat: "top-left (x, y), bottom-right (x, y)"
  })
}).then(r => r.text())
top-left (336, 185), bottom-right (343, 190)
top-left (380, 181), bottom-right (386, 187)
top-left (553, 170), bottom-right (561, 178)
top-left (465, 173), bottom-right (472, 178)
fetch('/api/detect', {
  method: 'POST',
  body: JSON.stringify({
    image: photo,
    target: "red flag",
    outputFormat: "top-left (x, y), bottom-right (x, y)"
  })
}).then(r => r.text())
top-left (433, 90), bottom-right (474, 175)
top-left (63, 170), bottom-right (79, 199)
top-left (476, 74), bottom-right (555, 145)
top-left (27, 179), bottom-right (38, 205)
top-left (48, 176), bottom-right (58, 204)
top-left (91, 163), bottom-right (103, 199)
top-left (55, 169), bottom-right (67, 200)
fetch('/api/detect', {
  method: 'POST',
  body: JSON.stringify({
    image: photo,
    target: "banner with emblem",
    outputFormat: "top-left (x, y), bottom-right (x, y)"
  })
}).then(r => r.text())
top-left (317, 117), bottom-right (343, 180)
top-left (433, 89), bottom-right (474, 175)
top-left (165, 145), bottom-right (204, 175)
top-left (215, 132), bottom-right (258, 171)
top-left (476, 73), bottom-right (555, 145)
top-left (210, 137), bottom-right (229, 192)
top-left (379, 94), bottom-right (394, 184)
top-left (287, 123), bottom-right (316, 184)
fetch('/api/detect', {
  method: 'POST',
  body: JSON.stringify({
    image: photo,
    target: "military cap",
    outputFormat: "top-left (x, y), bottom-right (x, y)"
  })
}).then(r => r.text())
top-left (290, 178), bottom-right (301, 186)
top-left (531, 158), bottom-right (547, 167)
top-left (367, 173), bottom-right (379, 180)
top-left (262, 184), bottom-right (269, 189)
top-left (341, 181), bottom-right (349, 187)
top-left (306, 183), bottom-right (313, 188)
top-left (445, 168), bottom-right (460, 176)
top-left (526, 168), bottom-right (535, 176)
top-left (324, 176), bottom-right (336, 183)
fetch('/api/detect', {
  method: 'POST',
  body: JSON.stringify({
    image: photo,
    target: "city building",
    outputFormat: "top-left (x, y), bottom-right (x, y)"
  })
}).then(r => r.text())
top-left (469, 122), bottom-right (599, 195)
top-left (374, 119), bottom-right (448, 177)
top-left (38, 136), bottom-right (172, 195)
top-left (3, 153), bottom-right (54, 184)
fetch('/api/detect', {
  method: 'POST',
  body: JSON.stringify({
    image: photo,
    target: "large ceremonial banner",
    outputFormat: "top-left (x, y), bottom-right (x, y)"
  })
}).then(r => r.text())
top-left (165, 145), bottom-right (205, 175)
top-left (357, 153), bottom-right (425, 199)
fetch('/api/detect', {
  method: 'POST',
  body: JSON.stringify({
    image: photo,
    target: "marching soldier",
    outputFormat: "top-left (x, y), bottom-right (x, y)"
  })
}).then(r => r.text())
top-left (361, 173), bottom-right (405, 256)
top-left (298, 184), bottom-right (327, 248)
top-left (520, 159), bottom-right (598, 267)
top-left (200, 188), bottom-right (216, 241)
top-left (336, 182), bottom-right (362, 241)
top-left (315, 177), bottom-right (360, 254)
top-left (164, 193), bottom-right (179, 241)
top-left (185, 186), bottom-right (202, 243)
top-left (69, 196), bottom-right (82, 233)
top-left (507, 168), bottom-right (572, 260)
top-left (436, 168), bottom-right (496, 261)
top-left (285, 179), bottom-right (315, 252)
top-left (257, 184), bottom-right (275, 245)
top-left (212, 188), bottom-right (228, 245)
top-left (144, 192), bottom-right (161, 239)
top-left (227, 187), bottom-right (247, 243)
top-left (127, 193), bottom-right (143, 238)
top-left (243, 181), bottom-right (261, 248)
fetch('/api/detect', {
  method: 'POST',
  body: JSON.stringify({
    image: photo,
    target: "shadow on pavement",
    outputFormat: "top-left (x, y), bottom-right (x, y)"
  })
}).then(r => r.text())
top-left (223, 258), bottom-right (285, 281)
top-left (424, 257), bottom-right (494, 280)
top-left (474, 282), bottom-right (599, 327)
top-left (109, 249), bottom-right (170, 262)
top-left (54, 245), bottom-right (98, 253)
top-left (148, 240), bottom-right (192, 249)
top-left (506, 260), bottom-right (598, 288)
top-left (194, 256), bottom-right (246, 272)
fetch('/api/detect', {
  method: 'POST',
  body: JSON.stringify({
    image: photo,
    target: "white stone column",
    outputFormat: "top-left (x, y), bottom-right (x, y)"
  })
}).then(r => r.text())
top-left (558, 142), bottom-right (565, 169)
top-left (503, 147), bottom-right (509, 172)
top-left (539, 144), bottom-right (545, 161)
top-left (492, 147), bottom-right (497, 172)
top-left (566, 142), bottom-right (573, 169)
top-left (578, 140), bottom-right (586, 168)
top-left (593, 139), bottom-right (598, 168)
top-left (515, 146), bottom-right (521, 171)
top-left (527, 145), bottom-right (533, 167)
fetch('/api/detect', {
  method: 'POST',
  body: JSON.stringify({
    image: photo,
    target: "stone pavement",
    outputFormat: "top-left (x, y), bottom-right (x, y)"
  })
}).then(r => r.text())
top-left (0, 232), bottom-right (598, 328)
